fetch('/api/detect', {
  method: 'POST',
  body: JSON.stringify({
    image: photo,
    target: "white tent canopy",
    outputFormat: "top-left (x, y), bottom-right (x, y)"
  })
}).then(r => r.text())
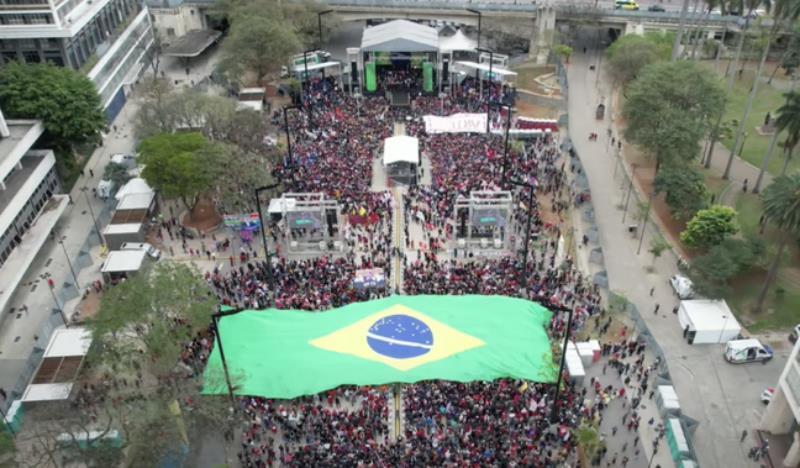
top-left (439, 29), bottom-right (477, 52)
top-left (115, 177), bottom-right (153, 201)
top-left (362, 20), bottom-right (439, 52)
top-left (455, 61), bottom-right (518, 77)
top-left (383, 136), bottom-right (419, 166)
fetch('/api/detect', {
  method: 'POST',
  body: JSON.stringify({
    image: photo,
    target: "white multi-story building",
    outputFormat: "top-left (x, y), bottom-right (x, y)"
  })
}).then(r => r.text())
top-left (761, 338), bottom-right (800, 466)
top-left (0, 0), bottom-right (155, 120)
top-left (0, 109), bottom-right (69, 316)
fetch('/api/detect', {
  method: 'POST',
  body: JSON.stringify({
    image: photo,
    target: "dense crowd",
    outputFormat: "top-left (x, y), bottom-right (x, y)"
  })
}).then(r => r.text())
top-left (188, 76), bottom-right (636, 467)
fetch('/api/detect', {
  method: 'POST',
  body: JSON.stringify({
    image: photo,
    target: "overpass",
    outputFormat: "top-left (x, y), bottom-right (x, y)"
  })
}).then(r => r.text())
top-left (321, 0), bottom-right (741, 61)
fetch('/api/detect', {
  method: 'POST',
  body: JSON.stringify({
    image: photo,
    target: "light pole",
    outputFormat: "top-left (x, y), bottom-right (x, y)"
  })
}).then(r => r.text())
top-left (549, 302), bottom-right (574, 423)
top-left (636, 190), bottom-right (655, 255)
top-left (317, 10), bottom-right (333, 79)
top-left (212, 309), bottom-right (242, 410)
top-left (47, 277), bottom-right (69, 328)
top-left (466, 8), bottom-right (481, 49)
top-left (621, 164), bottom-right (637, 224)
top-left (56, 234), bottom-right (80, 290)
top-left (476, 47), bottom-right (494, 131)
top-left (717, 314), bottom-right (729, 343)
top-left (509, 179), bottom-right (535, 295)
top-left (491, 102), bottom-right (513, 187)
top-left (254, 184), bottom-right (279, 302)
top-left (302, 48), bottom-right (317, 106)
top-left (283, 105), bottom-right (301, 172)
top-left (80, 186), bottom-right (103, 248)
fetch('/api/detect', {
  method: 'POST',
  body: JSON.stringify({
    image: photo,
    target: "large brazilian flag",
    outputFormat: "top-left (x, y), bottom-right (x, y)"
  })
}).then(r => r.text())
top-left (203, 295), bottom-right (556, 399)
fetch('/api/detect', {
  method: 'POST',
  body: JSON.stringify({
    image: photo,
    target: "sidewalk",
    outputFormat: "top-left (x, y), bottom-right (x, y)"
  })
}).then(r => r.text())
top-left (565, 43), bottom-right (784, 468)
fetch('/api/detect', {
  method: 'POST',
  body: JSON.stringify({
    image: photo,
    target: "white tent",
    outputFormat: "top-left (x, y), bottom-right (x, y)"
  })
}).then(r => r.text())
top-left (439, 29), bottom-right (476, 52)
top-left (678, 299), bottom-right (741, 344)
top-left (292, 61), bottom-right (341, 73)
top-left (362, 20), bottom-right (439, 52)
top-left (101, 249), bottom-right (147, 274)
top-left (383, 136), bottom-right (419, 166)
top-left (115, 177), bottom-right (153, 201)
top-left (454, 61), bottom-right (518, 77)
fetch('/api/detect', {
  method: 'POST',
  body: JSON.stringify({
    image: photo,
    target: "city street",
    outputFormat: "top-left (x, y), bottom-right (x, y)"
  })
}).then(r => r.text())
top-left (567, 33), bottom-right (785, 468)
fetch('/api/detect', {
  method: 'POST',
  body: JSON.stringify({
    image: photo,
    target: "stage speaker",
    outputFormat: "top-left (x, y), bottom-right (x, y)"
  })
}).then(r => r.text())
top-left (443, 60), bottom-right (449, 77)
top-left (350, 62), bottom-right (358, 83)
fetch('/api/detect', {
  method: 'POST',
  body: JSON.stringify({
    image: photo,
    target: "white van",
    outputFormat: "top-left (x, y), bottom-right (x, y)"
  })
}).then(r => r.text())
top-left (724, 339), bottom-right (773, 364)
top-left (120, 242), bottom-right (161, 260)
top-left (97, 179), bottom-right (115, 199)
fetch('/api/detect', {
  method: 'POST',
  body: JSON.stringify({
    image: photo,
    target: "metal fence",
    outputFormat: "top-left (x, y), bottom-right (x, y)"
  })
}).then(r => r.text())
top-left (558, 59), bottom-right (700, 465)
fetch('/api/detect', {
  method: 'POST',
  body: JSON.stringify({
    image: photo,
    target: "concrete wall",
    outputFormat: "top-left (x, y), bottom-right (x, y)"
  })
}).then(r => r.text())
top-left (150, 4), bottom-right (208, 42)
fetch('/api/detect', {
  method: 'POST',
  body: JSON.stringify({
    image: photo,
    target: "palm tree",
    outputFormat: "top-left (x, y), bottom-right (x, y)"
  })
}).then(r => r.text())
top-left (775, 91), bottom-right (800, 175)
top-left (723, 0), bottom-right (800, 179)
top-left (754, 173), bottom-right (800, 313)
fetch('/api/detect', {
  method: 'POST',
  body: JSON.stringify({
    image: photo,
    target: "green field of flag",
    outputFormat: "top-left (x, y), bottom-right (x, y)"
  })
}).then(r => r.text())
top-left (203, 295), bottom-right (556, 399)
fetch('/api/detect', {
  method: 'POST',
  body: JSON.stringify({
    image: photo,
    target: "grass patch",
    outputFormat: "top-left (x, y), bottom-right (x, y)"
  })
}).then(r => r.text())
top-left (728, 271), bottom-right (800, 332)
top-left (512, 64), bottom-right (555, 93)
top-left (717, 69), bottom-right (792, 175)
top-left (734, 191), bottom-right (763, 238)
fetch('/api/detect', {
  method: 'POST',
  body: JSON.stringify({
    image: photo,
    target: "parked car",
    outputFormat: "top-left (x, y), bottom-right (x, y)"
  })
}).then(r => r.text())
top-left (789, 324), bottom-right (800, 344)
top-left (648, 5), bottom-right (666, 12)
top-left (724, 339), bottom-right (774, 364)
top-left (120, 242), bottom-right (162, 260)
top-left (110, 153), bottom-right (137, 168)
top-left (669, 274), bottom-right (695, 299)
top-left (761, 387), bottom-right (775, 404)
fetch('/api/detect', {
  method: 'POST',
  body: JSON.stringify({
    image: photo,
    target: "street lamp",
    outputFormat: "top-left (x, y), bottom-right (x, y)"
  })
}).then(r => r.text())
top-left (47, 276), bottom-right (69, 328)
top-left (548, 302), bottom-right (575, 423)
top-left (317, 10), bottom-right (333, 80)
top-left (55, 233), bottom-right (80, 290)
top-left (254, 184), bottom-right (279, 303)
top-left (491, 102), bottom-right (513, 186)
top-left (79, 186), bottom-right (103, 248)
top-left (509, 179), bottom-right (536, 295)
top-left (211, 308), bottom-right (244, 409)
top-left (476, 47), bottom-right (494, 130)
top-left (302, 48), bottom-right (317, 105)
top-left (466, 8), bottom-right (481, 49)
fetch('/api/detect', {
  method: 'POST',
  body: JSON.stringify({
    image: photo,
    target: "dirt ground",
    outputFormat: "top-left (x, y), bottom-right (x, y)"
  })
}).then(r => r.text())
top-left (182, 195), bottom-right (222, 234)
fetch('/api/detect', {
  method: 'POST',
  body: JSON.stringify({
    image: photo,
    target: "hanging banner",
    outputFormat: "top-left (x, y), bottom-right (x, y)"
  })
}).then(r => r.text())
top-left (223, 213), bottom-right (261, 231)
top-left (423, 113), bottom-right (488, 134)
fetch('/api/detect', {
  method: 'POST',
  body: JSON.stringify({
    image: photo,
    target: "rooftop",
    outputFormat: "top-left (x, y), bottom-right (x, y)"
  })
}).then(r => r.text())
top-left (0, 119), bottom-right (44, 181)
top-left (101, 249), bottom-right (147, 273)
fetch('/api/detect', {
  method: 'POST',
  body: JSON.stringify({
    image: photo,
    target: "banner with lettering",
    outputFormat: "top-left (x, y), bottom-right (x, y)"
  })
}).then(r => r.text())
top-left (423, 113), bottom-right (488, 134)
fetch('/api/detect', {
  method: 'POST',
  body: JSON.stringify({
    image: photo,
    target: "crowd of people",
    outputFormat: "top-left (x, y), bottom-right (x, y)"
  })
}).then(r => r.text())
top-left (180, 75), bottom-right (653, 467)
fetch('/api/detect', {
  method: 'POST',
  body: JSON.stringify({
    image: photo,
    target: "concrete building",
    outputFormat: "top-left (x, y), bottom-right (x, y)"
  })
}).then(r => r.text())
top-left (0, 109), bottom-right (69, 317)
top-left (0, 0), bottom-right (156, 120)
top-left (144, 0), bottom-right (213, 43)
top-left (761, 339), bottom-right (800, 467)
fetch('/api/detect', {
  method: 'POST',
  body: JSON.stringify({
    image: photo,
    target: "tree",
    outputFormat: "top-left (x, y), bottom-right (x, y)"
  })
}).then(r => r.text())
top-left (654, 164), bottom-right (709, 220)
top-left (623, 61), bottom-right (725, 170)
top-left (723, 0), bottom-right (800, 179)
top-left (754, 173), bottom-right (800, 312)
top-left (689, 245), bottom-right (740, 297)
top-left (210, 143), bottom-right (277, 213)
top-left (82, 262), bottom-right (221, 465)
top-left (138, 132), bottom-right (217, 214)
top-left (775, 91), bottom-right (800, 175)
top-left (553, 44), bottom-right (573, 64)
top-left (0, 62), bottom-right (105, 149)
top-left (219, 14), bottom-right (301, 85)
top-left (680, 205), bottom-right (739, 249)
top-left (606, 33), bottom-right (672, 85)
top-left (102, 161), bottom-right (132, 188)
top-left (648, 236), bottom-right (669, 266)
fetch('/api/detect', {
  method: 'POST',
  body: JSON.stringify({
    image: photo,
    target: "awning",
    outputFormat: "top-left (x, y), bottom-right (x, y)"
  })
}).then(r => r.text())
top-left (455, 61), bottom-right (518, 77)
top-left (383, 136), bottom-right (419, 166)
top-left (362, 20), bottom-right (439, 52)
top-left (439, 29), bottom-right (476, 52)
top-left (293, 61), bottom-right (341, 73)
top-left (162, 29), bottom-right (222, 58)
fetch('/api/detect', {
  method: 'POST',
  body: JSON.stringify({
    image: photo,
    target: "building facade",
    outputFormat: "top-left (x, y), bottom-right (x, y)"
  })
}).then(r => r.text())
top-left (0, 0), bottom-right (155, 120)
top-left (761, 339), bottom-right (800, 467)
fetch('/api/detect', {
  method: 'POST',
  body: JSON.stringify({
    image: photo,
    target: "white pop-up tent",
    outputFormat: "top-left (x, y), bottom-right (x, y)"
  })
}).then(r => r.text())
top-left (439, 29), bottom-right (476, 53)
top-left (383, 136), bottom-right (419, 166)
top-left (678, 299), bottom-right (741, 344)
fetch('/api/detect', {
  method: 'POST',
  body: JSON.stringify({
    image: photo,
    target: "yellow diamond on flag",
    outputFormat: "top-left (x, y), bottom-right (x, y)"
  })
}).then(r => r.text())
top-left (309, 304), bottom-right (485, 371)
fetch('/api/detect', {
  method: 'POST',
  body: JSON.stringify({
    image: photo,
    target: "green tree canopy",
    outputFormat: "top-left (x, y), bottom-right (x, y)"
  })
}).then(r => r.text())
top-left (138, 132), bottom-right (217, 212)
top-left (680, 205), bottom-right (739, 249)
top-left (0, 61), bottom-right (105, 148)
top-left (220, 14), bottom-right (302, 85)
top-left (622, 60), bottom-right (726, 168)
top-left (606, 33), bottom-right (672, 85)
top-left (654, 164), bottom-right (709, 220)
top-left (755, 173), bottom-right (800, 311)
top-left (689, 237), bottom-right (764, 298)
